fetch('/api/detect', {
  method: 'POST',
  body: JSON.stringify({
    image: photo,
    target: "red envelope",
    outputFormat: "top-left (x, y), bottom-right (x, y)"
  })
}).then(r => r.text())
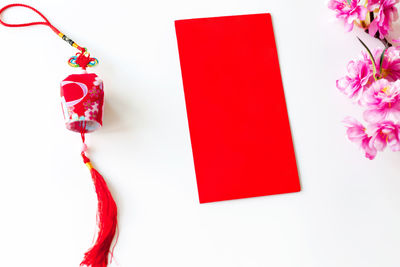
top-left (175, 13), bottom-right (300, 203)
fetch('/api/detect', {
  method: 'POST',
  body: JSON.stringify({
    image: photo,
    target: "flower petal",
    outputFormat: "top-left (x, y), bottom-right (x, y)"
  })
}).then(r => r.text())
top-left (363, 108), bottom-right (387, 123)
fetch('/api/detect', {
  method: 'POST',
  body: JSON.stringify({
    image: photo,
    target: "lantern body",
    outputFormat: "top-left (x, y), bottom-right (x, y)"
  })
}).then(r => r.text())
top-left (61, 73), bottom-right (104, 133)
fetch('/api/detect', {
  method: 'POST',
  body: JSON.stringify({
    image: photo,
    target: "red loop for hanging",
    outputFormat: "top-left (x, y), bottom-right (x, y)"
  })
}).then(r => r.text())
top-left (0, 4), bottom-right (57, 30)
top-left (0, 3), bottom-right (85, 52)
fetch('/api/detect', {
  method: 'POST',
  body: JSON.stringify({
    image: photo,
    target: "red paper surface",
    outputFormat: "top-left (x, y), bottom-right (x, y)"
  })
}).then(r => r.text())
top-left (175, 13), bottom-right (300, 203)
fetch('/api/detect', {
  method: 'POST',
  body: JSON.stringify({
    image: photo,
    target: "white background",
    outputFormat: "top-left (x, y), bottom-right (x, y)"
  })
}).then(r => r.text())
top-left (1, 0), bottom-right (400, 266)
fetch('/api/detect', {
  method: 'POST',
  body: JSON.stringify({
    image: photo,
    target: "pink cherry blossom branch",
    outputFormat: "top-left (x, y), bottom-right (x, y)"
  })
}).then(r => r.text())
top-left (329, 0), bottom-right (400, 159)
top-left (365, 11), bottom-right (393, 48)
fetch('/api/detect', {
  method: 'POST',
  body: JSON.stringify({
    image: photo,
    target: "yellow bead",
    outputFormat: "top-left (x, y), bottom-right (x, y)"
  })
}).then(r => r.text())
top-left (86, 162), bottom-right (93, 170)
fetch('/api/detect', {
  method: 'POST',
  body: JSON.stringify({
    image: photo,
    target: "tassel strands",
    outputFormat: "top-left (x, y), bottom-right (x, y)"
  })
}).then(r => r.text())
top-left (81, 134), bottom-right (118, 267)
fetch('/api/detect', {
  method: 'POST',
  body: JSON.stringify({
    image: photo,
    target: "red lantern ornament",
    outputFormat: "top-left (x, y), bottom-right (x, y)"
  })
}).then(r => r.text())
top-left (61, 73), bottom-right (105, 133)
top-left (0, 4), bottom-right (118, 267)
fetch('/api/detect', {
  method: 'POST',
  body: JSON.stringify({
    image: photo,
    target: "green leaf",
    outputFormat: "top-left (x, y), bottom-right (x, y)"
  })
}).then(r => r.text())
top-left (347, 0), bottom-right (351, 5)
top-left (379, 46), bottom-right (389, 77)
top-left (357, 37), bottom-right (377, 80)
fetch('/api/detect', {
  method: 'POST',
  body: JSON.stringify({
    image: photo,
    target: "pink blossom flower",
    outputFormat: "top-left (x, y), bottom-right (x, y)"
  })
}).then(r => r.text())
top-left (89, 87), bottom-right (100, 98)
top-left (359, 47), bottom-right (400, 81)
top-left (363, 79), bottom-right (400, 122)
top-left (343, 117), bottom-right (377, 159)
top-left (83, 100), bottom-right (93, 109)
top-left (369, 120), bottom-right (400, 151)
top-left (337, 59), bottom-right (373, 99)
top-left (329, 0), bottom-right (368, 31)
top-left (368, 0), bottom-right (399, 38)
top-left (367, 0), bottom-right (381, 11)
top-left (88, 110), bottom-right (98, 120)
top-left (376, 47), bottom-right (400, 80)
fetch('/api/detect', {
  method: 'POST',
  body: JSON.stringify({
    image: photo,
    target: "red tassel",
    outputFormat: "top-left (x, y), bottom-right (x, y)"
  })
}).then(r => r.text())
top-left (80, 152), bottom-right (118, 267)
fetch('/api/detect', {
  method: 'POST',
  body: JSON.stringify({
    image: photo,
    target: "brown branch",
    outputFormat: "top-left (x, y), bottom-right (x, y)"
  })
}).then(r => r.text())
top-left (364, 30), bottom-right (393, 48)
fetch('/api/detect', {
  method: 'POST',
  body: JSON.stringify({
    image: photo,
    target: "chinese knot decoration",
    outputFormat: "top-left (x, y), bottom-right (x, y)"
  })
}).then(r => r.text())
top-left (0, 3), bottom-right (118, 267)
top-left (329, 0), bottom-right (400, 159)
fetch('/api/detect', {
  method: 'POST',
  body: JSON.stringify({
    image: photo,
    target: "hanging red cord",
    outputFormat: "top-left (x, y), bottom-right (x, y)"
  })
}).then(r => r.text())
top-left (0, 4), bottom-right (118, 267)
top-left (0, 3), bottom-right (86, 52)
